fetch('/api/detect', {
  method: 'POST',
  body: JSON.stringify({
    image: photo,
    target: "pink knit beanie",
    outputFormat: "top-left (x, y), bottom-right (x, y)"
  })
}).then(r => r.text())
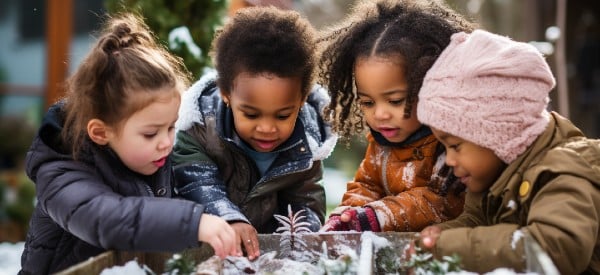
top-left (417, 30), bottom-right (556, 163)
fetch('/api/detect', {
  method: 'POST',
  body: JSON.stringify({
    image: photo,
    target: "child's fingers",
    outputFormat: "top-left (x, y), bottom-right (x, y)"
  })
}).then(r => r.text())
top-left (340, 212), bottom-right (351, 222)
top-left (243, 236), bottom-right (259, 260)
top-left (210, 237), bottom-right (226, 259)
top-left (423, 236), bottom-right (434, 247)
top-left (321, 216), bottom-right (346, 231)
top-left (234, 232), bottom-right (243, 256)
top-left (223, 225), bottom-right (240, 257)
top-left (418, 226), bottom-right (441, 249)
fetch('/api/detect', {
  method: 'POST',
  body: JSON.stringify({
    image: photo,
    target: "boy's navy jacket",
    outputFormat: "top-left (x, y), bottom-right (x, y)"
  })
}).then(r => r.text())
top-left (172, 72), bottom-right (337, 233)
top-left (20, 103), bottom-right (204, 274)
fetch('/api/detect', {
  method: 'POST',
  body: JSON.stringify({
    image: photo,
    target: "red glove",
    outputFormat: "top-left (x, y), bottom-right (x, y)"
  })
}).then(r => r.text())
top-left (320, 214), bottom-right (350, 232)
top-left (341, 207), bottom-right (381, 232)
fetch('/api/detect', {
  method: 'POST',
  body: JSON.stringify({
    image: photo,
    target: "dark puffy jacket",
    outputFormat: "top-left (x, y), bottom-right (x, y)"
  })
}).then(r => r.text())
top-left (20, 103), bottom-right (205, 274)
top-left (172, 72), bottom-right (337, 233)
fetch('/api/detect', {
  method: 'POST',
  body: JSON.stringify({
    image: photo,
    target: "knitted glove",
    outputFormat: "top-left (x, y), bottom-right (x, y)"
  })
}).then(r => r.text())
top-left (341, 207), bottom-right (381, 232)
top-left (320, 214), bottom-right (350, 232)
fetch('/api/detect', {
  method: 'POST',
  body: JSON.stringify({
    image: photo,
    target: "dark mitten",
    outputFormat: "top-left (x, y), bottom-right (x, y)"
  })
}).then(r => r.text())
top-left (320, 214), bottom-right (350, 232)
top-left (342, 207), bottom-right (381, 232)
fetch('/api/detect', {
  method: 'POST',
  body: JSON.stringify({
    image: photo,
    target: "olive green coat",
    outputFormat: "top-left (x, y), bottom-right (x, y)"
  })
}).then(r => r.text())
top-left (435, 112), bottom-right (600, 274)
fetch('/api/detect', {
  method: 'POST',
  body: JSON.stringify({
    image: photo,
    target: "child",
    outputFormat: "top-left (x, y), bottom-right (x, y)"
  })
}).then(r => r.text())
top-left (19, 14), bottom-right (240, 275)
top-left (171, 7), bottom-right (337, 260)
top-left (415, 29), bottom-right (600, 274)
top-left (318, 0), bottom-right (473, 232)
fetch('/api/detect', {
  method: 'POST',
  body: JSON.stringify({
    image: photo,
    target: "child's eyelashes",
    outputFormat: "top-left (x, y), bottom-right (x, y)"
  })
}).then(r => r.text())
top-left (143, 133), bottom-right (158, 139)
top-left (242, 113), bottom-right (292, 120)
top-left (448, 143), bottom-right (461, 151)
top-left (243, 113), bottom-right (259, 119)
top-left (357, 98), bottom-right (405, 108)
top-left (389, 98), bottom-right (406, 106)
top-left (358, 100), bottom-right (374, 108)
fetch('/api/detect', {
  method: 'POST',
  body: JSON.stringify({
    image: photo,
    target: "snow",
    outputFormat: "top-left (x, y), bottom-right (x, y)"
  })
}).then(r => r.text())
top-left (168, 26), bottom-right (202, 60)
top-left (511, 230), bottom-right (524, 250)
top-left (0, 242), bottom-right (23, 275)
top-left (361, 231), bottom-right (390, 251)
top-left (447, 268), bottom-right (538, 275)
top-left (1, 235), bottom-right (542, 275)
top-left (99, 260), bottom-right (147, 275)
top-left (0, 168), bottom-right (351, 274)
top-left (357, 236), bottom-right (372, 275)
top-left (401, 162), bottom-right (416, 187)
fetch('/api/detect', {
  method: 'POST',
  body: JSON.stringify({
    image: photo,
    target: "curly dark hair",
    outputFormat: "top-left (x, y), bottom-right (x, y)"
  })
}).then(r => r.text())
top-left (318, 0), bottom-right (476, 142)
top-left (211, 6), bottom-right (317, 98)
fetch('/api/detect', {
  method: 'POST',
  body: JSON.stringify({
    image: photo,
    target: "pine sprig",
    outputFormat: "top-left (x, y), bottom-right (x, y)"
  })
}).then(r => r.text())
top-left (273, 205), bottom-right (312, 260)
top-left (405, 246), bottom-right (462, 275)
top-left (164, 253), bottom-right (196, 275)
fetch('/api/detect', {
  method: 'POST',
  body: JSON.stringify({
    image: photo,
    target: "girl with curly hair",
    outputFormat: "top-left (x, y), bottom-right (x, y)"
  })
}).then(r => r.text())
top-left (319, 0), bottom-right (474, 233)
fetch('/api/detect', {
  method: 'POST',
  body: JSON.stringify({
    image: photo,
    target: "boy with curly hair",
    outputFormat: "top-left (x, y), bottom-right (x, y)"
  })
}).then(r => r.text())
top-left (172, 6), bottom-right (337, 260)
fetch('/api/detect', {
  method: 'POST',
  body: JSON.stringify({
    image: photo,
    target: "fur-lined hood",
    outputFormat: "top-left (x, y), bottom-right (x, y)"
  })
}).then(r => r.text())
top-left (176, 70), bottom-right (337, 161)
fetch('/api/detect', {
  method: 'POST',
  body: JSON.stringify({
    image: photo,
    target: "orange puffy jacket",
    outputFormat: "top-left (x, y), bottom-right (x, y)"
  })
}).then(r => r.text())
top-left (335, 132), bottom-right (465, 232)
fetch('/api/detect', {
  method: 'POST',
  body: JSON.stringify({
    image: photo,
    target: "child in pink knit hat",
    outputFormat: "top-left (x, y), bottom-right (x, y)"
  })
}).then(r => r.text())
top-left (415, 29), bottom-right (600, 274)
top-left (318, 0), bottom-right (474, 233)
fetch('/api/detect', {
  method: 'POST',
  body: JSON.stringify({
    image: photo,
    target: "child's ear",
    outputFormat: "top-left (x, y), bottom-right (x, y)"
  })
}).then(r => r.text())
top-left (302, 94), bottom-right (310, 103)
top-left (87, 119), bottom-right (111, 145)
top-left (220, 91), bottom-right (231, 106)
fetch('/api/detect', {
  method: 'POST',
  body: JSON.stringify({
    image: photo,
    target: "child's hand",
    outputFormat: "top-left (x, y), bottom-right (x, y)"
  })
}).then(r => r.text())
top-left (340, 206), bottom-right (381, 232)
top-left (419, 225), bottom-right (441, 250)
top-left (320, 214), bottom-right (350, 232)
top-left (321, 207), bottom-right (381, 232)
top-left (198, 214), bottom-right (241, 259)
top-left (231, 222), bottom-right (260, 261)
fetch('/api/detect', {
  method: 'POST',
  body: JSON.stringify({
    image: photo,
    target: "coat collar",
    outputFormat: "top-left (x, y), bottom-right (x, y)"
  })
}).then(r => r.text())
top-left (369, 125), bottom-right (433, 147)
top-left (178, 72), bottom-right (337, 162)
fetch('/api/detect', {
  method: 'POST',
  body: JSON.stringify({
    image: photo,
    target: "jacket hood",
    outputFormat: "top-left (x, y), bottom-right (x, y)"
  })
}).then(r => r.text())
top-left (176, 70), bottom-right (337, 161)
top-left (490, 112), bottom-right (600, 196)
top-left (535, 112), bottom-right (600, 186)
top-left (26, 103), bottom-right (72, 182)
top-left (27, 103), bottom-right (173, 195)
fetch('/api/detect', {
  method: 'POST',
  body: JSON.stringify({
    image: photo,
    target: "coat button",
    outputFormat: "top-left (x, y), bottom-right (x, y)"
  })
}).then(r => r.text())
top-left (413, 148), bottom-right (424, 160)
top-left (519, 181), bottom-right (530, 197)
top-left (300, 147), bottom-right (306, 152)
top-left (156, 188), bottom-right (167, 196)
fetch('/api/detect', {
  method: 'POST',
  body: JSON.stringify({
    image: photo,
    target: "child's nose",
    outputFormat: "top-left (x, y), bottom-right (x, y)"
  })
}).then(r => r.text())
top-left (158, 134), bottom-right (173, 150)
top-left (445, 151), bottom-right (457, 167)
top-left (374, 105), bottom-right (391, 120)
top-left (256, 120), bottom-right (277, 133)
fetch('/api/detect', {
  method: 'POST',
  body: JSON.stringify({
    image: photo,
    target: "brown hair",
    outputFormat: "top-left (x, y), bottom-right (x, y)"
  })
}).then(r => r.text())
top-left (318, 0), bottom-right (475, 142)
top-left (61, 13), bottom-right (191, 158)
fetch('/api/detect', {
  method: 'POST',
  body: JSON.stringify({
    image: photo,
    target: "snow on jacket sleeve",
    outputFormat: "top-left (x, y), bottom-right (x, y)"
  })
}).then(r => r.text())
top-left (172, 130), bottom-right (249, 224)
top-left (341, 134), bottom-right (462, 231)
top-left (28, 146), bottom-right (203, 252)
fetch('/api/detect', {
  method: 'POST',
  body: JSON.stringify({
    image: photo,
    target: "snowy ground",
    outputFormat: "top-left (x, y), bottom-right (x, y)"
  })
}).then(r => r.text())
top-left (0, 241), bottom-right (24, 275)
top-left (0, 168), bottom-right (351, 274)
